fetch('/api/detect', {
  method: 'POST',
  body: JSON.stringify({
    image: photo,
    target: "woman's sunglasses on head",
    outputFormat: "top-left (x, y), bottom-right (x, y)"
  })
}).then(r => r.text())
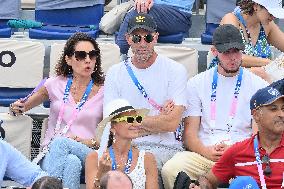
top-left (112, 115), bottom-right (143, 124)
top-left (131, 34), bottom-right (155, 44)
top-left (73, 50), bottom-right (99, 61)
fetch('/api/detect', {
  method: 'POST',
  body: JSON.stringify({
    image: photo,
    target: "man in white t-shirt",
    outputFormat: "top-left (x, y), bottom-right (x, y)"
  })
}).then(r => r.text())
top-left (103, 13), bottom-right (187, 171)
top-left (161, 24), bottom-right (269, 189)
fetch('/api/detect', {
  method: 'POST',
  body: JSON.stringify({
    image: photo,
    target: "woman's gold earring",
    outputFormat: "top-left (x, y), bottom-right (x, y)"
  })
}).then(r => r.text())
top-left (113, 132), bottom-right (116, 143)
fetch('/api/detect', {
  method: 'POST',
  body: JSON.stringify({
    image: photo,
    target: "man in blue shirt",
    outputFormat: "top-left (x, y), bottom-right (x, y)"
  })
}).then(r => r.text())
top-left (0, 140), bottom-right (47, 187)
top-left (116, 0), bottom-right (194, 58)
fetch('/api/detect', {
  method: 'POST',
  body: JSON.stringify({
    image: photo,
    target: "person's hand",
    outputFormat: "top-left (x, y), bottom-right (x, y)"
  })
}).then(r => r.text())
top-left (202, 146), bottom-right (224, 162)
top-left (97, 152), bottom-right (112, 178)
top-left (134, 0), bottom-right (154, 13)
top-left (250, 67), bottom-right (272, 83)
top-left (189, 183), bottom-right (200, 188)
top-left (214, 142), bottom-right (230, 152)
top-left (68, 136), bottom-right (94, 148)
top-left (138, 127), bottom-right (151, 137)
top-left (160, 99), bottom-right (174, 115)
top-left (9, 100), bottom-right (25, 116)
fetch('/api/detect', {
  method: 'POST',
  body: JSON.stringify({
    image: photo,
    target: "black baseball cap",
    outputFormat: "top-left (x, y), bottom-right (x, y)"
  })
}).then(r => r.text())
top-left (212, 24), bottom-right (245, 53)
top-left (127, 13), bottom-right (157, 33)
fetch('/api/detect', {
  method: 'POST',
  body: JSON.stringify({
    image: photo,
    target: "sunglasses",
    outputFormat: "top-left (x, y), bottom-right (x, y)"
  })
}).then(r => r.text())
top-left (131, 34), bottom-right (155, 43)
top-left (112, 115), bottom-right (143, 124)
top-left (262, 154), bottom-right (272, 176)
top-left (73, 50), bottom-right (99, 61)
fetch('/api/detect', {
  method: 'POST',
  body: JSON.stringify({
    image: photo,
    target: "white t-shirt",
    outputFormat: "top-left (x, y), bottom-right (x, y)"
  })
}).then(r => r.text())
top-left (186, 67), bottom-right (268, 146)
top-left (104, 55), bottom-right (188, 147)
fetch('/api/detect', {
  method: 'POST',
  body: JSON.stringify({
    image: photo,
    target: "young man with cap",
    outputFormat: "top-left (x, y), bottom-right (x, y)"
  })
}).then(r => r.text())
top-left (189, 81), bottom-right (284, 189)
top-left (161, 24), bottom-right (268, 189)
top-left (212, 0), bottom-right (284, 82)
top-left (103, 13), bottom-right (187, 172)
top-left (116, 0), bottom-right (194, 59)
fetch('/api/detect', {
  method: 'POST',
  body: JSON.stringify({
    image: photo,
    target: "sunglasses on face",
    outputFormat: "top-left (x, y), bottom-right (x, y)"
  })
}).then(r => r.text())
top-left (73, 50), bottom-right (99, 61)
top-left (131, 34), bottom-right (154, 43)
top-left (112, 115), bottom-right (143, 124)
top-left (262, 154), bottom-right (272, 176)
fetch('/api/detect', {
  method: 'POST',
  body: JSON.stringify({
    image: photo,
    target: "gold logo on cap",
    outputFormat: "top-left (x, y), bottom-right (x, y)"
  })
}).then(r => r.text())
top-left (136, 16), bottom-right (145, 23)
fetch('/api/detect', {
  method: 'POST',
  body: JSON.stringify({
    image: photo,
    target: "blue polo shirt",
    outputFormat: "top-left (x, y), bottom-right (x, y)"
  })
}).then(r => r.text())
top-left (0, 140), bottom-right (47, 186)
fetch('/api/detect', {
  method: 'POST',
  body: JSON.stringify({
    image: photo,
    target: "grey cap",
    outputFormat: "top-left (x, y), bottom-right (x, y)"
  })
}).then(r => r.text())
top-left (212, 24), bottom-right (245, 53)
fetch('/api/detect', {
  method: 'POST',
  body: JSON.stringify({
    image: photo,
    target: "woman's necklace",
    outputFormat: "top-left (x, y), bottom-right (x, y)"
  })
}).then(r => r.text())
top-left (109, 145), bottom-right (133, 174)
top-left (71, 81), bottom-right (91, 103)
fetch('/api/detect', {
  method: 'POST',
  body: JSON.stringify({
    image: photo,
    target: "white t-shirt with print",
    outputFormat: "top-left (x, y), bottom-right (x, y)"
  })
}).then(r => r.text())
top-left (104, 55), bottom-right (188, 147)
top-left (186, 67), bottom-right (268, 146)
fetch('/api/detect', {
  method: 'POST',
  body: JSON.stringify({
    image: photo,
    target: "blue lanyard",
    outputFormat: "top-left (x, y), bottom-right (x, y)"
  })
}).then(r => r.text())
top-left (253, 136), bottom-right (267, 189)
top-left (109, 145), bottom-right (133, 174)
top-left (55, 76), bottom-right (94, 134)
top-left (210, 67), bottom-right (243, 132)
top-left (124, 59), bottom-right (183, 141)
top-left (124, 59), bottom-right (162, 111)
top-left (63, 76), bottom-right (93, 110)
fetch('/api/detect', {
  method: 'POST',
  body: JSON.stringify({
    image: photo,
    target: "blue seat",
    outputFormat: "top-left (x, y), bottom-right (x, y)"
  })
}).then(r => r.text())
top-left (29, 5), bottom-right (104, 40)
top-left (158, 33), bottom-right (185, 44)
top-left (0, 20), bottom-right (12, 38)
top-left (201, 23), bottom-right (219, 44)
top-left (29, 26), bottom-right (99, 40)
top-left (0, 88), bottom-right (32, 107)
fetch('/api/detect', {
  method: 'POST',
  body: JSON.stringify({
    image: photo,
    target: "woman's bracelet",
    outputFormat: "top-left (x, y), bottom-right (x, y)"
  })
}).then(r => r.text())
top-left (91, 138), bottom-right (99, 149)
top-left (9, 104), bottom-right (16, 116)
top-left (94, 177), bottom-right (100, 188)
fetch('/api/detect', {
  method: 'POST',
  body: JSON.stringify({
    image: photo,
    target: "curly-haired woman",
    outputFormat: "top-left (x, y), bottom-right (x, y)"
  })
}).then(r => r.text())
top-left (10, 32), bottom-right (104, 189)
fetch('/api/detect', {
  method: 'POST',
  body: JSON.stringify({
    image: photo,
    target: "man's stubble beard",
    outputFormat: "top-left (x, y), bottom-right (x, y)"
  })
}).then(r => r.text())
top-left (133, 48), bottom-right (154, 64)
top-left (219, 59), bottom-right (242, 74)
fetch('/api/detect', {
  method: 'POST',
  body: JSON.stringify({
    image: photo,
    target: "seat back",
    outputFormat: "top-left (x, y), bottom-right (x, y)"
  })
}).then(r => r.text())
top-left (35, 5), bottom-right (104, 26)
top-left (129, 45), bottom-right (199, 78)
top-left (154, 46), bottom-right (198, 78)
top-left (29, 1), bottom-right (104, 39)
top-left (0, 39), bottom-right (45, 106)
top-left (0, 113), bottom-right (33, 159)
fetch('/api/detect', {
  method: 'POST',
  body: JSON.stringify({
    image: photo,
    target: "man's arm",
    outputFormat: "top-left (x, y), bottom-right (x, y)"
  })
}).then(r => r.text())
top-left (141, 105), bottom-right (185, 133)
top-left (4, 141), bottom-right (47, 186)
top-left (184, 116), bottom-right (223, 162)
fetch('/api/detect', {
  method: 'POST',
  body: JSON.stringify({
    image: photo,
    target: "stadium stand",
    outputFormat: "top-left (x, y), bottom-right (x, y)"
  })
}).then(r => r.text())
top-left (29, 0), bottom-right (104, 39)
top-left (0, 113), bottom-right (33, 159)
top-left (0, 39), bottom-right (45, 107)
top-left (201, 0), bottom-right (236, 44)
top-left (0, 0), bottom-right (21, 38)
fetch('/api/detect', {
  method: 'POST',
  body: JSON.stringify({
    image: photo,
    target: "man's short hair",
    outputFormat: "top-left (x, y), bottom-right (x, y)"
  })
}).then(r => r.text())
top-left (31, 176), bottom-right (63, 189)
top-left (100, 170), bottom-right (133, 189)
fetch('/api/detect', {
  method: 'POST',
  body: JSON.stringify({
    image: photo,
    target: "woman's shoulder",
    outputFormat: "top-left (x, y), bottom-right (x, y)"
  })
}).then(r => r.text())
top-left (220, 12), bottom-right (240, 28)
top-left (46, 75), bottom-right (67, 85)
